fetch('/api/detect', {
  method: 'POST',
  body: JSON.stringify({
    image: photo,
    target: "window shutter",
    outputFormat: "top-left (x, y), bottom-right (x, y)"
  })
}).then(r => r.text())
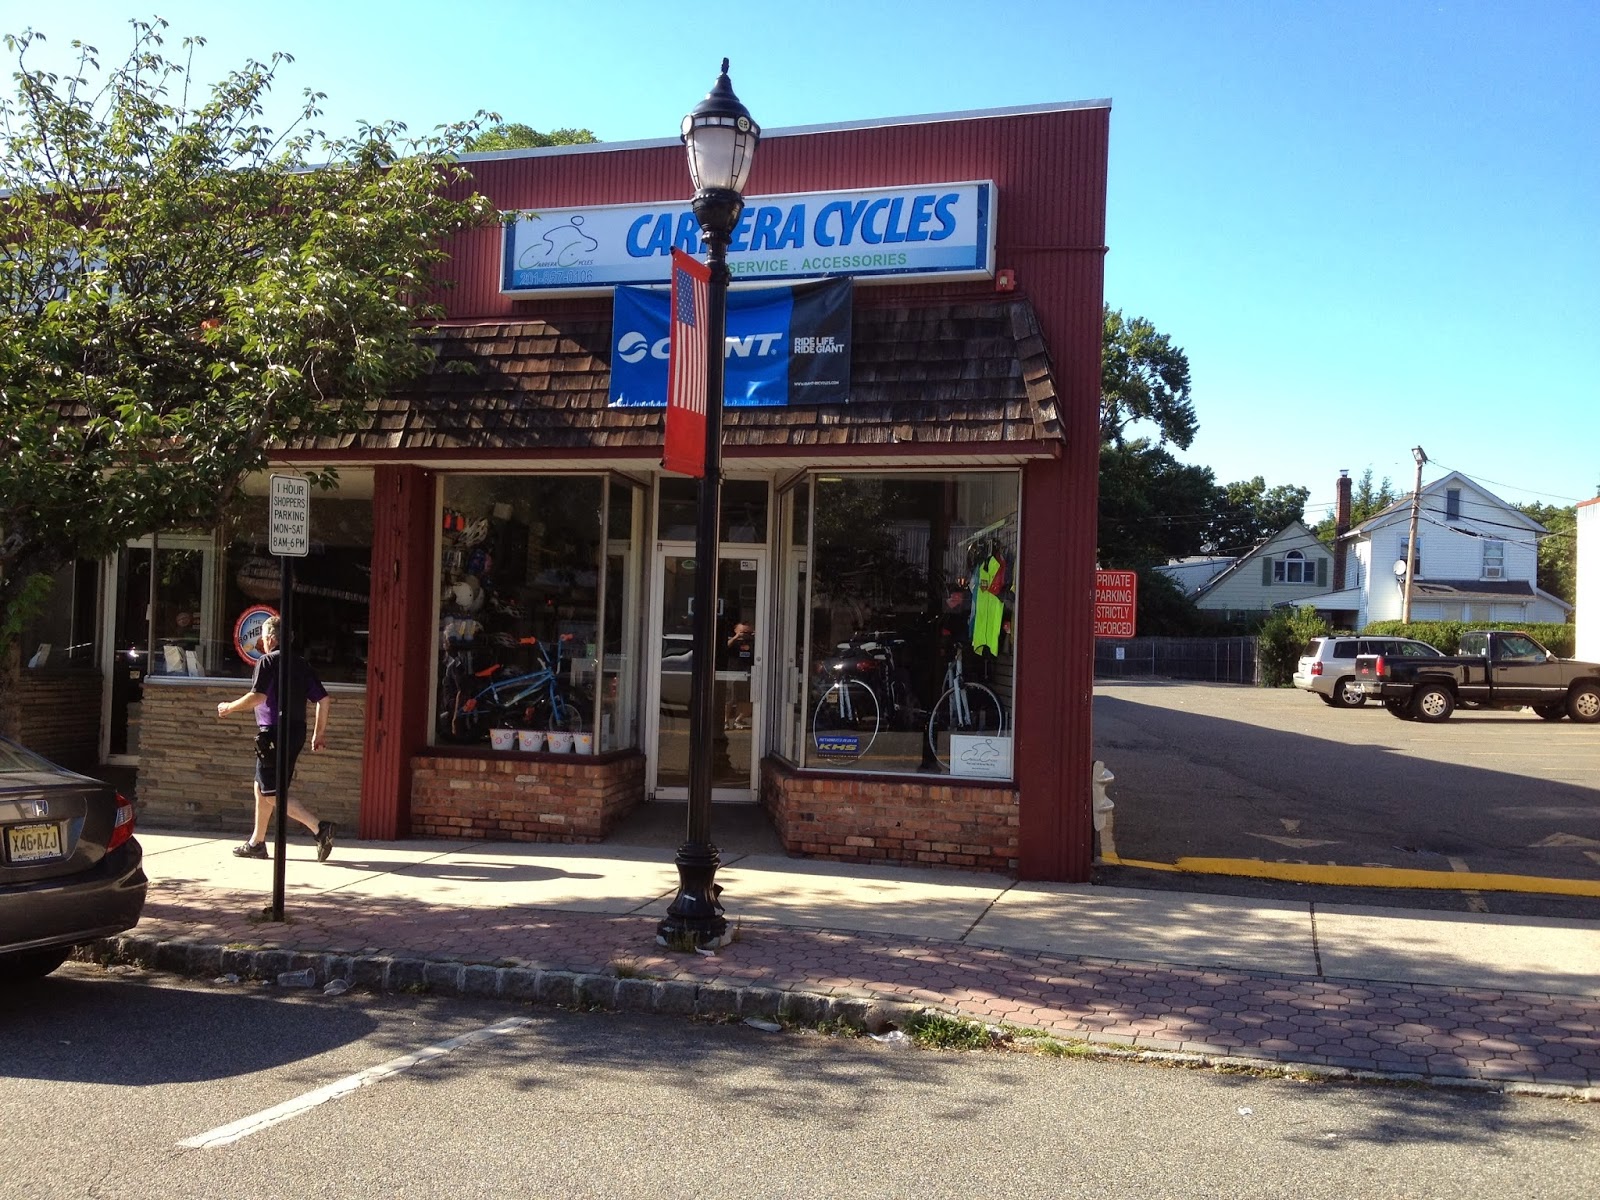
top-left (1262, 558), bottom-right (1273, 585)
top-left (1317, 557), bottom-right (1328, 587)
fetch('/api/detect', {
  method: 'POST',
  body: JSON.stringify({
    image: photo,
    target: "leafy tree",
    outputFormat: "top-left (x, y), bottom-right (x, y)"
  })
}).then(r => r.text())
top-left (1204, 476), bottom-right (1310, 556)
top-left (1258, 605), bottom-right (1328, 687)
top-left (0, 21), bottom-right (496, 652)
top-left (1100, 305), bottom-right (1195, 450)
top-left (1514, 501), bottom-right (1576, 604)
top-left (466, 123), bottom-right (597, 152)
top-left (1097, 440), bottom-right (1216, 568)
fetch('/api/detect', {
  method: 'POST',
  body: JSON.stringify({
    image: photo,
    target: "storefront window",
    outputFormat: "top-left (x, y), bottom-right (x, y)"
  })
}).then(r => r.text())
top-left (218, 484), bottom-right (373, 684)
top-left (18, 559), bottom-right (100, 670)
top-left (656, 477), bottom-right (769, 543)
top-left (435, 475), bottom-right (605, 747)
top-left (802, 472), bottom-right (1019, 779)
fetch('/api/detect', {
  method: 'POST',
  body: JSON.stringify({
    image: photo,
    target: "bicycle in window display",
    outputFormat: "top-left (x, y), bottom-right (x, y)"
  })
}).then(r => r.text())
top-left (924, 647), bottom-right (1006, 772)
top-left (441, 634), bottom-right (587, 743)
top-left (810, 631), bottom-right (920, 762)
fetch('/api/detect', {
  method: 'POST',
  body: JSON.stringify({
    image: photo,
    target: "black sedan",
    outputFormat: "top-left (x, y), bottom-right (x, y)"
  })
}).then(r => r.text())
top-left (0, 737), bottom-right (146, 981)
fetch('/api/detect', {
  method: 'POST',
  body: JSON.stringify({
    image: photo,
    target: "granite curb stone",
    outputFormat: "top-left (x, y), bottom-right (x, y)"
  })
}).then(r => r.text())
top-left (77, 934), bottom-right (1600, 1103)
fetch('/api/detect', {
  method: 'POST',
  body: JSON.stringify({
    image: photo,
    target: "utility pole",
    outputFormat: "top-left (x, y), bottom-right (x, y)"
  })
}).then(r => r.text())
top-left (1401, 446), bottom-right (1427, 623)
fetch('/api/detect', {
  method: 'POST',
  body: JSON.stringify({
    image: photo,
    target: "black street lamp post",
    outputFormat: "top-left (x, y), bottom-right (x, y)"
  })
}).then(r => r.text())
top-left (657, 60), bottom-right (760, 950)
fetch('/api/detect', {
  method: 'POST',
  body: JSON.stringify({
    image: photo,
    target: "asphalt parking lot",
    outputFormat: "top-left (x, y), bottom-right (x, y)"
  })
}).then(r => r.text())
top-left (1092, 680), bottom-right (1600, 918)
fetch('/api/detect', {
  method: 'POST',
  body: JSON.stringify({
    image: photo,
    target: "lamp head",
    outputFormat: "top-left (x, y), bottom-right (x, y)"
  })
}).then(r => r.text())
top-left (682, 58), bottom-right (760, 198)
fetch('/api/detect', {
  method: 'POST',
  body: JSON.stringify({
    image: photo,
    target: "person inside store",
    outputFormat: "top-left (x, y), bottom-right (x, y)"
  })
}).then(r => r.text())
top-left (722, 620), bottom-right (755, 729)
top-left (215, 615), bottom-right (336, 861)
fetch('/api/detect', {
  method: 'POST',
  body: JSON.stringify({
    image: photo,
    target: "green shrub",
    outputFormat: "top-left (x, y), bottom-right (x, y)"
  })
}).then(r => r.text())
top-left (1258, 606), bottom-right (1328, 687)
top-left (1360, 621), bottom-right (1575, 657)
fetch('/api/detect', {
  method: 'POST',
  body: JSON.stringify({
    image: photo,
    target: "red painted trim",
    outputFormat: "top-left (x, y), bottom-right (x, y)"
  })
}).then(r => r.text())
top-left (358, 465), bottom-right (436, 838)
top-left (272, 441), bottom-right (1061, 468)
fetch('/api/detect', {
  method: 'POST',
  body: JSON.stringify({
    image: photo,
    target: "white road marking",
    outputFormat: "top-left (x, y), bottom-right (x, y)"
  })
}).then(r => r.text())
top-left (1279, 819), bottom-right (1301, 833)
top-left (177, 1015), bottom-right (533, 1149)
top-left (1531, 833), bottom-right (1600, 848)
top-left (1246, 833), bottom-right (1341, 849)
top-left (1447, 857), bottom-right (1489, 913)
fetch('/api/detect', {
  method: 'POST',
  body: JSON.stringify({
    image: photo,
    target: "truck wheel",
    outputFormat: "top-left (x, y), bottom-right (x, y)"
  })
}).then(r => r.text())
top-left (1331, 678), bottom-right (1367, 708)
top-left (1384, 698), bottom-right (1415, 721)
top-left (1532, 703), bottom-right (1567, 721)
top-left (1413, 684), bottom-right (1455, 722)
top-left (1567, 684), bottom-right (1600, 724)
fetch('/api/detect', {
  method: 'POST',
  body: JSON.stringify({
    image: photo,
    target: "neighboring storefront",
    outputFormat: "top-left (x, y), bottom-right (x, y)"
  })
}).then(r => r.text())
top-left (16, 100), bottom-right (1108, 881)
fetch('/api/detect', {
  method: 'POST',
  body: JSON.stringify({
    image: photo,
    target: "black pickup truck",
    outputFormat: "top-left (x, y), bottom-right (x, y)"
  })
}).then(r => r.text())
top-left (1352, 630), bottom-right (1600, 723)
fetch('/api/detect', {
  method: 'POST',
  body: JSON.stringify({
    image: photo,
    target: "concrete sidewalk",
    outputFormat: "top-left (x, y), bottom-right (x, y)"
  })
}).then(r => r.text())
top-left (106, 829), bottom-right (1600, 1096)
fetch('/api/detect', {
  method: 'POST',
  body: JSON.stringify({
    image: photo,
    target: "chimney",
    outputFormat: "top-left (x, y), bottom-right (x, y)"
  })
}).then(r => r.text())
top-left (1332, 470), bottom-right (1352, 590)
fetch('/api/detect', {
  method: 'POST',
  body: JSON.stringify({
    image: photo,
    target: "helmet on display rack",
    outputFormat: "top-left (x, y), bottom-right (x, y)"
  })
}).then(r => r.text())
top-left (450, 575), bottom-right (485, 613)
top-left (459, 517), bottom-right (490, 547)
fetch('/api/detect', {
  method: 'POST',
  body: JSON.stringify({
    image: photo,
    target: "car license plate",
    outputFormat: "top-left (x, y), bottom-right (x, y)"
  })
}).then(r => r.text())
top-left (6, 822), bottom-right (63, 862)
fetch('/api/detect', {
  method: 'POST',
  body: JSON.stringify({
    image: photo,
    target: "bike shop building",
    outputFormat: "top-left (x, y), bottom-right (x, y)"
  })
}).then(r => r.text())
top-left (13, 99), bottom-right (1109, 882)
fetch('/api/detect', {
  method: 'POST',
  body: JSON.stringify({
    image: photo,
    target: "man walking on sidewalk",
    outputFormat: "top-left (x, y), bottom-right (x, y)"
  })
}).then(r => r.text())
top-left (215, 615), bottom-right (336, 861)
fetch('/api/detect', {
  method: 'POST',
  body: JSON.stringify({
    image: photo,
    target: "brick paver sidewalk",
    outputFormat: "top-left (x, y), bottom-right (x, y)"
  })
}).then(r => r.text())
top-left (115, 878), bottom-right (1600, 1094)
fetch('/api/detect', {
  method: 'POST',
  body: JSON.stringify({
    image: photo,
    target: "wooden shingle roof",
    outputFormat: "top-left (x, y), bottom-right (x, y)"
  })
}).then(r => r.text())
top-left (291, 297), bottom-right (1063, 454)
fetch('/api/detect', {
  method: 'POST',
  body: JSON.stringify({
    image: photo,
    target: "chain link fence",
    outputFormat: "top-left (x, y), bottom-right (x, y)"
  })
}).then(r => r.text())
top-left (1093, 637), bottom-right (1260, 685)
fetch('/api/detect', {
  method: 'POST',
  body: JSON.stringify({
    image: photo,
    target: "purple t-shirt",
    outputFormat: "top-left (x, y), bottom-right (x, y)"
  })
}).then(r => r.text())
top-left (250, 651), bottom-right (329, 729)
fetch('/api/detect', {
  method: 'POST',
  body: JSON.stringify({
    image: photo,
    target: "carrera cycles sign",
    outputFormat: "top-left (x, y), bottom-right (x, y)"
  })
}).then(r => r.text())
top-left (501, 181), bottom-right (994, 295)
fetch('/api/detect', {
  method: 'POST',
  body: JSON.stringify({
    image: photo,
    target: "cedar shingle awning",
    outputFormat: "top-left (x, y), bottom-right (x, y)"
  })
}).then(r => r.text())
top-left (286, 298), bottom-right (1063, 457)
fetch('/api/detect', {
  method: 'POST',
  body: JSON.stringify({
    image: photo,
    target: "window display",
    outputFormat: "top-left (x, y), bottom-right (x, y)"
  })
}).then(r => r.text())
top-left (435, 475), bottom-right (610, 748)
top-left (219, 490), bottom-right (372, 683)
top-left (801, 472), bottom-right (1019, 778)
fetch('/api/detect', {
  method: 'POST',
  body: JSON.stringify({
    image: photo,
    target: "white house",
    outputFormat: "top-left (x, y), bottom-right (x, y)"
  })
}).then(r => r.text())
top-left (1301, 470), bottom-right (1569, 629)
top-left (1577, 496), bottom-right (1599, 661)
top-left (1157, 522), bottom-right (1334, 622)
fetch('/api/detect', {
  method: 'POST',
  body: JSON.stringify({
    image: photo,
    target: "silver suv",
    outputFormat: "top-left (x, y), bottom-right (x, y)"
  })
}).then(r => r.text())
top-left (1294, 636), bottom-right (1443, 708)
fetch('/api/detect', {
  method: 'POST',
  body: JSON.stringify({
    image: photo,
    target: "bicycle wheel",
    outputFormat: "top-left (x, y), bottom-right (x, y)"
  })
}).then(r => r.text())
top-left (547, 694), bottom-right (585, 733)
top-left (925, 683), bottom-right (1006, 772)
top-left (811, 679), bottom-right (879, 760)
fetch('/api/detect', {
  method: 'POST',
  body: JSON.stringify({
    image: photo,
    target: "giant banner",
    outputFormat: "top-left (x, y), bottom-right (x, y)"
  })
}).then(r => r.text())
top-left (504, 181), bottom-right (994, 295)
top-left (610, 277), bottom-right (851, 408)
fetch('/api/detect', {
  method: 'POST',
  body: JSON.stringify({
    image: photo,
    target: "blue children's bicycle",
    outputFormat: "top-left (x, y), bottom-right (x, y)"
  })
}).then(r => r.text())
top-left (441, 634), bottom-right (587, 743)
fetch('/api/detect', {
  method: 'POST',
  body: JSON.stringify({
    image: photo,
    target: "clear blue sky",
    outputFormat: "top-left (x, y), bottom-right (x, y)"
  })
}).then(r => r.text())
top-left (7, 0), bottom-right (1596, 519)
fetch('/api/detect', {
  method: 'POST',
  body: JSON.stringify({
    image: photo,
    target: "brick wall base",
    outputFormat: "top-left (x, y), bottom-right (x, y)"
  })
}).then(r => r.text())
top-left (138, 680), bottom-right (365, 834)
top-left (410, 750), bottom-right (645, 843)
top-left (13, 671), bottom-right (103, 769)
top-left (760, 758), bottom-right (1019, 873)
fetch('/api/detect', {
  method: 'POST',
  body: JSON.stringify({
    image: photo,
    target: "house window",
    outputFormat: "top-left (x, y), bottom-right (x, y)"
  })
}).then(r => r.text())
top-left (1272, 550), bottom-right (1315, 583)
top-left (1482, 539), bottom-right (1504, 579)
top-left (1399, 536), bottom-right (1422, 578)
top-left (1445, 488), bottom-right (1461, 521)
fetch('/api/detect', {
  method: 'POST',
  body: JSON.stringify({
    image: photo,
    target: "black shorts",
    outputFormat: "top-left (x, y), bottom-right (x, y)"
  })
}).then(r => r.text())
top-left (254, 726), bottom-right (308, 796)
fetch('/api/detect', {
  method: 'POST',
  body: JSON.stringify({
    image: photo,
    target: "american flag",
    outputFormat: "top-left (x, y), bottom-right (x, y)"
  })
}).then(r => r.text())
top-left (663, 247), bottom-right (711, 477)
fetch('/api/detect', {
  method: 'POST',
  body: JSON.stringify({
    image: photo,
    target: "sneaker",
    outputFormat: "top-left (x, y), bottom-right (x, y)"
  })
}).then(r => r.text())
top-left (232, 841), bottom-right (267, 859)
top-left (315, 821), bottom-right (336, 863)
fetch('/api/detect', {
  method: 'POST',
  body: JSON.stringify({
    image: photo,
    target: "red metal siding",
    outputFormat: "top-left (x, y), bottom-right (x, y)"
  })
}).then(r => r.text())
top-left (412, 105), bottom-right (1110, 880)
top-left (360, 465), bottom-right (438, 838)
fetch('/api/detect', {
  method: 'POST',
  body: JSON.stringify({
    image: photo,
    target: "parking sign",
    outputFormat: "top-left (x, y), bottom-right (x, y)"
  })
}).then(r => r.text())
top-left (269, 475), bottom-right (310, 557)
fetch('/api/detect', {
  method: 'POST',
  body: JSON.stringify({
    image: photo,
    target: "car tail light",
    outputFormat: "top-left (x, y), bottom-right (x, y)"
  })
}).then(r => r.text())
top-left (1372, 656), bottom-right (1388, 678)
top-left (107, 793), bottom-right (136, 851)
top-left (1310, 662), bottom-right (1322, 676)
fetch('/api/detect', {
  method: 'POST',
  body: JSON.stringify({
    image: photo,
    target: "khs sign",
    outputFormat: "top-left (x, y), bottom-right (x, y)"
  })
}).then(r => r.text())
top-left (1094, 571), bottom-right (1137, 639)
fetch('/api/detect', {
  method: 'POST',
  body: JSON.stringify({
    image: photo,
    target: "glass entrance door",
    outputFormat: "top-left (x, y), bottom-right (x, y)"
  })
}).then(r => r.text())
top-left (650, 547), bottom-right (766, 802)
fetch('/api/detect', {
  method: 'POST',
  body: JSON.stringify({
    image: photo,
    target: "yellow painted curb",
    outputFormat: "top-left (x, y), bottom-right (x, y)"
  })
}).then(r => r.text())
top-left (1099, 853), bottom-right (1600, 898)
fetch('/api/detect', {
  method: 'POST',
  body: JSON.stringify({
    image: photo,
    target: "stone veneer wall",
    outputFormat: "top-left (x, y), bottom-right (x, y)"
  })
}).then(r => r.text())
top-left (760, 758), bottom-right (1019, 873)
top-left (12, 670), bottom-right (103, 767)
top-left (137, 679), bottom-right (365, 833)
top-left (410, 750), bottom-right (645, 843)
